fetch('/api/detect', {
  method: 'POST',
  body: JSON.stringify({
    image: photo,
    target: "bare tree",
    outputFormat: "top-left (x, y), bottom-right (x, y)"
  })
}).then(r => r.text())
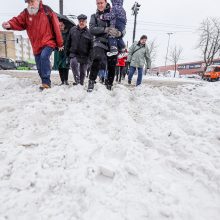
top-left (169, 45), bottom-right (183, 77)
top-left (148, 39), bottom-right (158, 63)
top-left (197, 17), bottom-right (220, 71)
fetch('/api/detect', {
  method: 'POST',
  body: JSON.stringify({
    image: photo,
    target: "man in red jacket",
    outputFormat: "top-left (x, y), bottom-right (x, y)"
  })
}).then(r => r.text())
top-left (2, 0), bottom-right (63, 90)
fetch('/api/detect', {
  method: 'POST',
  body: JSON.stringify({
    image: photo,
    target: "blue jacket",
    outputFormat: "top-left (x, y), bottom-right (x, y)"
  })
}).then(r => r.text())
top-left (103, 0), bottom-right (127, 26)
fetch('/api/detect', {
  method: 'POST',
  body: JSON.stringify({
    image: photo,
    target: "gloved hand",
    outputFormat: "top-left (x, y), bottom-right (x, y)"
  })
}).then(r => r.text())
top-left (108, 27), bottom-right (122, 37)
top-left (104, 27), bottom-right (110, 33)
top-left (126, 61), bottom-right (130, 68)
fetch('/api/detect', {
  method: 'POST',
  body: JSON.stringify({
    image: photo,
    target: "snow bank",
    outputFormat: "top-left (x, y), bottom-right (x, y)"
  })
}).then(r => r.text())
top-left (0, 74), bottom-right (220, 220)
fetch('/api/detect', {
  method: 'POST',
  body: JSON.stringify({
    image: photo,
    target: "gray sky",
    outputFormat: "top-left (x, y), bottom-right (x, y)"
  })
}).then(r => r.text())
top-left (1, 0), bottom-right (220, 66)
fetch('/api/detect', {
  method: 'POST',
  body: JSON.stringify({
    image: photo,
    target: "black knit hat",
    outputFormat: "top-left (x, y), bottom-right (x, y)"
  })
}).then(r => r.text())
top-left (77, 14), bottom-right (87, 20)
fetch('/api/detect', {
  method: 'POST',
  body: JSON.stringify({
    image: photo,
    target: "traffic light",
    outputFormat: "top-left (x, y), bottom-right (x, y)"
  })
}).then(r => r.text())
top-left (135, 3), bottom-right (141, 14)
top-left (131, 2), bottom-right (141, 43)
top-left (131, 2), bottom-right (141, 15)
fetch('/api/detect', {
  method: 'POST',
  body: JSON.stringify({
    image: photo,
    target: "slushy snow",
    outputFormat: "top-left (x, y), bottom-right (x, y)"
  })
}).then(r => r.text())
top-left (0, 74), bottom-right (220, 220)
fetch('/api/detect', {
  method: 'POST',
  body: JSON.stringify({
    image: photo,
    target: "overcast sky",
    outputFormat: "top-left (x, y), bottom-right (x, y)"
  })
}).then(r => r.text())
top-left (1, 0), bottom-right (220, 66)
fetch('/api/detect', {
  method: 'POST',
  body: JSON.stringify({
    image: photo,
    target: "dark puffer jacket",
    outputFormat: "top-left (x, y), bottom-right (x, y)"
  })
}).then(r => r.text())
top-left (66, 25), bottom-right (93, 64)
top-left (103, 0), bottom-right (127, 27)
top-left (89, 4), bottom-right (111, 51)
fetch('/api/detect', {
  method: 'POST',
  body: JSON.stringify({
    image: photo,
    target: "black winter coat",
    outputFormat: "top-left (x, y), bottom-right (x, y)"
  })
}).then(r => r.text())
top-left (66, 25), bottom-right (93, 64)
top-left (89, 4), bottom-right (111, 51)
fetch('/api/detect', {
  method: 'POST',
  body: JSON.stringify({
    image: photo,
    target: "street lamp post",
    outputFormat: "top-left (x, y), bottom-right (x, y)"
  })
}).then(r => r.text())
top-left (164, 32), bottom-right (173, 68)
top-left (131, 2), bottom-right (141, 43)
top-left (59, 0), bottom-right (63, 15)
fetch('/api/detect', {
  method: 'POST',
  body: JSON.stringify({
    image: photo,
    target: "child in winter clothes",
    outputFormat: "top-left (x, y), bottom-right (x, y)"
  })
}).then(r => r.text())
top-left (100, 0), bottom-right (127, 57)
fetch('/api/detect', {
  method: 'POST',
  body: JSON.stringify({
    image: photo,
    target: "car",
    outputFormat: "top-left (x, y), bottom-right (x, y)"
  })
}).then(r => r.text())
top-left (0, 57), bottom-right (17, 70)
top-left (203, 65), bottom-right (220, 81)
top-left (15, 60), bottom-right (37, 70)
top-left (181, 74), bottom-right (201, 80)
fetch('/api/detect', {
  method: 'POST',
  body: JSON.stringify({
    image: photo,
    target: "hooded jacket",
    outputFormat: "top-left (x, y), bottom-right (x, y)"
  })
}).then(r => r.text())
top-left (8, 1), bottom-right (63, 55)
top-left (127, 41), bottom-right (151, 68)
top-left (102, 0), bottom-right (127, 27)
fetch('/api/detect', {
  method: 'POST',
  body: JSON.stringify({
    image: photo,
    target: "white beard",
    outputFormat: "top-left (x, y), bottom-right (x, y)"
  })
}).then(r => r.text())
top-left (27, 5), bottom-right (39, 15)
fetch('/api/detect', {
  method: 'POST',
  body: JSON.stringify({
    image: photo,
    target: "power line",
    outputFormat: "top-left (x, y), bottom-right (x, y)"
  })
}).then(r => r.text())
top-left (127, 19), bottom-right (197, 29)
top-left (126, 27), bottom-right (196, 33)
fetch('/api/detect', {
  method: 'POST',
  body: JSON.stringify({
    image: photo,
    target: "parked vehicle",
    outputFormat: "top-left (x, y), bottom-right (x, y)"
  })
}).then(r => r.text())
top-left (181, 74), bottom-right (201, 80)
top-left (0, 57), bottom-right (16, 70)
top-left (15, 60), bottom-right (37, 70)
top-left (203, 65), bottom-right (220, 81)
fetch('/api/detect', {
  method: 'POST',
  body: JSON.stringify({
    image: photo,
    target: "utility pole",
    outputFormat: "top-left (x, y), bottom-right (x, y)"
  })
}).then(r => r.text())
top-left (27, 39), bottom-right (31, 60)
top-left (131, 2), bottom-right (141, 43)
top-left (4, 33), bottom-right (7, 58)
top-left (59, 0), bottom-right (63, 15)
top-left (164, 32), bottom-right (173, 68)
top-left (21, 35), bottom-right (24, 61)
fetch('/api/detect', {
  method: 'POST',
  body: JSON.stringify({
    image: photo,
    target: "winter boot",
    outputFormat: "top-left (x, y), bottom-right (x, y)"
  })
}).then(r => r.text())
top-left (87, 80), bottom-right (95, 92)
top-left (39, 83), bottom-right (50, 90)
top-left (106, 84), bottom-right (112, 91)
top-left (64, 81), bottom-right (69, 85)
top-left (128, 80), bottom-right (131, 85)
top-left (107, 46), bottom-right (118, 57)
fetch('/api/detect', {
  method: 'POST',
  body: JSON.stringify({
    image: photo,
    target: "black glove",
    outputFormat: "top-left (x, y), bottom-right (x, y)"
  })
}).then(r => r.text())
top-left (126, 61), bottom-right (130, 68)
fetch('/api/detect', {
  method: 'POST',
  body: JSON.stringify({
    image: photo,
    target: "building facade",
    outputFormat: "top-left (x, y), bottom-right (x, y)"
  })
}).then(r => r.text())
top-left (0, 31), bottom-right (34, 61)
top-left (151, 58), bottom-right (220, 75)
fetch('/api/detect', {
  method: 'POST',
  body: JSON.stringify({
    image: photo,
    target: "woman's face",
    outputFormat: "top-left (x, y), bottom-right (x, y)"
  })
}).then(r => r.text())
top-left (59, 21), bottom-right (65, 31)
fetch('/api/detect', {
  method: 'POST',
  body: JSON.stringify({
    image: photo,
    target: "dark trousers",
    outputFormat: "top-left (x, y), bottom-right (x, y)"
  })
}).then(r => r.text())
top-left (70, 57), bottom-right (87, 85)
top-left (59, 68), bottom-right (69, 82)
top-left (89, 47), bottom-right (117, 85)
top-left (109, 38), bottom-right (125, 51)
top-left (115, 66), bottom-right (125, 82)
top-left (35, 46), bottom-right (53, 86)
top-left (109, 18), bottom-right (126, 51)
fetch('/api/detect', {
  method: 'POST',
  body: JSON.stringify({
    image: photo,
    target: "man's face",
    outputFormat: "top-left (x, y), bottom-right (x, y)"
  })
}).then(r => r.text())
top-left (140, 38), bottom-right (147, 45)
top-left (78, 19), bottom-right (87, 29)
top-left (26, 0), bottom-right (40, 15)
top-left (96, 0), bottom-right (107, 12)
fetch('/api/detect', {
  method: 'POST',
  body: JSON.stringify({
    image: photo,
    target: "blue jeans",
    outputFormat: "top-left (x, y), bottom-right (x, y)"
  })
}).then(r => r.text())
top-left (35, 47), bottom-right (53, 86)
top-left (128, 66), bottom-right (143, 86)
top-left (98, 69), bottom-right (108, 79)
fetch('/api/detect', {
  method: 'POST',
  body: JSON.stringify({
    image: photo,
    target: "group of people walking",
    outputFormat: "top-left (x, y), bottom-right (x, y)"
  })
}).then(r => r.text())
top-left (2, 0), bottom-right (151, 91)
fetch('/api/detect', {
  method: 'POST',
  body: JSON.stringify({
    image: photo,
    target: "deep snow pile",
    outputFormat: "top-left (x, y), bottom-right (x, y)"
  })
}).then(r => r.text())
top-left (0, 74), bottom-right (220, 220)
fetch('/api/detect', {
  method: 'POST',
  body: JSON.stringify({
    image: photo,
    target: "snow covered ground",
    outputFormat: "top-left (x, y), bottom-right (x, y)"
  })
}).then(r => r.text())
top-left (0, 73), bottom-right (220, 220)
